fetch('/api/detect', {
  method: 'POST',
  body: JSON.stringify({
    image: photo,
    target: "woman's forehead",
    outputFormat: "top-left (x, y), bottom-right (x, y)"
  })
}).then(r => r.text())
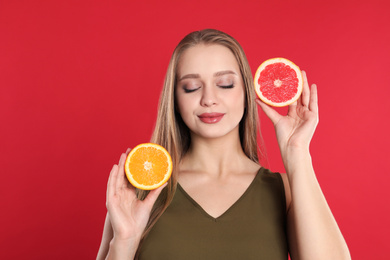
top-left (176, 44), bottom-right (240, 78)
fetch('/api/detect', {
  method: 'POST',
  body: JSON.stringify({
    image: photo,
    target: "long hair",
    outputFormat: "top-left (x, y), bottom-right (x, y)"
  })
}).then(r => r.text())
top-left (135, 29), bottom-right (262, 257)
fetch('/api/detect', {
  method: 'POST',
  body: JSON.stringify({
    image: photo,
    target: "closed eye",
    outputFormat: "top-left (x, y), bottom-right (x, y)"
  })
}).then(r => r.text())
top-left (183, 88), bottom-right (199, 93)
top-left (219, 84), bottom-right (234, 89)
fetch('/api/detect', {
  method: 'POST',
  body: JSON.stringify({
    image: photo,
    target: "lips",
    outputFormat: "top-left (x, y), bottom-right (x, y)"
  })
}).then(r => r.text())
top-left (198, 113), bottom-right (225, 124)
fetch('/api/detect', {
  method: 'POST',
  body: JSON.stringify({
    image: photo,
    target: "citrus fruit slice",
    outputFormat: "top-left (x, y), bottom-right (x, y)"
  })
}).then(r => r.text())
top-left (254, 57), bottom-right (303, 107)
top-left (124, 143), bottom-right (172, 190)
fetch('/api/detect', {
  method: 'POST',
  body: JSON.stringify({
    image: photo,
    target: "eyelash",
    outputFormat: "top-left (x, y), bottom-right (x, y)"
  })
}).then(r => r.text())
top-left (183, 88), bottom-right (198, 93)
top-left (183, 84), bottom-right (234, 93)
top-left (219, 84), bottom-right (234, 89)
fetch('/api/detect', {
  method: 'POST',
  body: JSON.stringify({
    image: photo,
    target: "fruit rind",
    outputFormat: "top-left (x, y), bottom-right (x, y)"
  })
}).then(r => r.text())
top-left (254, 57), bottom-right (303, 107)
top-left (124, 143), bottom-right (173, 190)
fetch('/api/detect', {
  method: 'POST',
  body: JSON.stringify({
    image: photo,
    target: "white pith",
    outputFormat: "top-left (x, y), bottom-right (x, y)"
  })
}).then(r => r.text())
top-left (143, 161), bottom-right (152, 171)
top-left (274, 79), bottom-right (282, 88)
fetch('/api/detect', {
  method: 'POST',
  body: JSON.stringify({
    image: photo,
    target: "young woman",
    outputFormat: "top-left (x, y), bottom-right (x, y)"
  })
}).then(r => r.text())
top-left (97, 29), bottom-right (351, 259)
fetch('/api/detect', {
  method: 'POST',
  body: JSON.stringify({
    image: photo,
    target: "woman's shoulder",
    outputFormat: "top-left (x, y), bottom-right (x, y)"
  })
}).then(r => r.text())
top-left (256, 168), bottom-right (291, 213)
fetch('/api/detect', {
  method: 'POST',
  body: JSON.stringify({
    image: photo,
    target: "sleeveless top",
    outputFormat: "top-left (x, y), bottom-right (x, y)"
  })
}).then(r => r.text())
top-left (138, 167), bottom-right (288, 260)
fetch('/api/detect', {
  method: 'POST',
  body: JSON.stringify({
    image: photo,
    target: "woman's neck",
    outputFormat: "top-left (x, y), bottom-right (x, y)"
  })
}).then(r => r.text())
top-left (180, 128), bottom-right (255, 178)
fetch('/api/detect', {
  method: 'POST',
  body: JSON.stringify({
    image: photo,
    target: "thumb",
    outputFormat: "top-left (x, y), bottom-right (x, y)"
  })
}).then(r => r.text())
top-left (256, 99), bottom-right (282, 125)
top-left (142, 182), bottom-right (168, 210)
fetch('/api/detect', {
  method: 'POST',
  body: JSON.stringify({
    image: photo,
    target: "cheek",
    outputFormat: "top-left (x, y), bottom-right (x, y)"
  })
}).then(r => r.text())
top-left (176, 93), bottom-right (193, 119)
top-left (229, 87), bottom-right (246, 110)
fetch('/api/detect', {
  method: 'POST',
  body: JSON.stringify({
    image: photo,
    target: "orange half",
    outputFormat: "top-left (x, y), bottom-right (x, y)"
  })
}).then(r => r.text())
top-left (124, 143), bottom-right (172, 190)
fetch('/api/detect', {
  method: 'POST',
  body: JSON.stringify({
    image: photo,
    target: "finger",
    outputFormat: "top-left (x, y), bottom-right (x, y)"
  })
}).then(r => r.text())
top-left (143, 182), bottom-right (168, 210)
top-left (287, 98), bottom-right (298, 116)
top-left (301, 70), bottom-right (310, 107)
top-left (124, 148), bottom-right (133, 189)
top-left (107, 164), bottom-right (118, 200)
top-left (116, 153), bottom-right (127, 190)
top-left (309, 84), bottom-right (318, 114)
top-left (256, 98), bottom-right (282, 125)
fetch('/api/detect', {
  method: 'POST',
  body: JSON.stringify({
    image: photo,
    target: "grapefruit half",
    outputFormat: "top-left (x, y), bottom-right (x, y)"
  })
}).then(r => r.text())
top-left (254, 57), bottom-right (303, 107)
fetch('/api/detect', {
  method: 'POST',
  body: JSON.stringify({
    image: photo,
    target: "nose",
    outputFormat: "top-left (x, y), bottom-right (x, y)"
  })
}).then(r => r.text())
top-left (200, 86), bottom-right (217, 107)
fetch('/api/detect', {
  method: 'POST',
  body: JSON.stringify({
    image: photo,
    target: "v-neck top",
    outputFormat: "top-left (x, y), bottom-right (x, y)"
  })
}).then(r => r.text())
top-left (138, 167), bottom-right (288, 260)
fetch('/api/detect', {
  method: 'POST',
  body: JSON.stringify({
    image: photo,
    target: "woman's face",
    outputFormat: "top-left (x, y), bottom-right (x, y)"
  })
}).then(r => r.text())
top-left (175, 44), bottom-right (246, 140)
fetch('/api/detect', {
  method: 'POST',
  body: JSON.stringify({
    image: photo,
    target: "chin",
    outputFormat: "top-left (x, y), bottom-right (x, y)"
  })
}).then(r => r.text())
top-left (193, 126), bottom-right (239, 140)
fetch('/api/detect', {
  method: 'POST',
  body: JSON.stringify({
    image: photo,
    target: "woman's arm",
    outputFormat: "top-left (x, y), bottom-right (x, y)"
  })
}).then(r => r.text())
top-left (97, 150), bottom-right (166, 260)
top-left (280, 153), bottom-right (350, 259)
top-left (98, 213), bottom-right (137, 260)
top-left (96, 213), bottom-right (113, 260)
top-left (258, 71), bottom-right (351, 260)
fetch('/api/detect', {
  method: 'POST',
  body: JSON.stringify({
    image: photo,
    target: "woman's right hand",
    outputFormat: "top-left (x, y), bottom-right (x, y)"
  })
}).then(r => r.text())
top-left (106, 148), bottom-right (167, 246)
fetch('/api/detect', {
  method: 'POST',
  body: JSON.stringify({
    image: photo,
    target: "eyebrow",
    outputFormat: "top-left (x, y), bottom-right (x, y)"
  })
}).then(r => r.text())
top-left (178, 70), bottom-right (237, 81)
top-left (214, 70), bottom-right (237, 77)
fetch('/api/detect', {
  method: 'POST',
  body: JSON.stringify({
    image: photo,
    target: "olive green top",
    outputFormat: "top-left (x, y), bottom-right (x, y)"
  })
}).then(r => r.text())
top-left (139, 167), bottom-right (288, 260)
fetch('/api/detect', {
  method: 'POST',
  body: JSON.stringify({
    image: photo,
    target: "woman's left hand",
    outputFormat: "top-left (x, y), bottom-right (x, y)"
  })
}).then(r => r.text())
top-left (257, 70), bottom-right (319, 158)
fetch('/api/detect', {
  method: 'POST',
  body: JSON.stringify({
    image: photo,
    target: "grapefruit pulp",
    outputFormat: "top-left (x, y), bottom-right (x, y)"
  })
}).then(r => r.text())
top-left (254, 57), bottom-right (303, 107)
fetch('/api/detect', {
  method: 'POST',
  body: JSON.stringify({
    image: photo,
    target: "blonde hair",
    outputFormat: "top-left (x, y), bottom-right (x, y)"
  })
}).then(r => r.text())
top-left (135, 29), bottom-right (262, 257)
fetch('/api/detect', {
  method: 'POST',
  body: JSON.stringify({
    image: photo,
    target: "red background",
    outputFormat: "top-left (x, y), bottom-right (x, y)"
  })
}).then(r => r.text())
top-left (1, 0), bottom-right (389, 259)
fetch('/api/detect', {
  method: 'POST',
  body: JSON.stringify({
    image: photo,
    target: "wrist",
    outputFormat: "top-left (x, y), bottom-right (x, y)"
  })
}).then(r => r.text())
top-left (107, 236), bottom-right (139, 260)
top-left (282, 147), bottom-right (313, 174)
